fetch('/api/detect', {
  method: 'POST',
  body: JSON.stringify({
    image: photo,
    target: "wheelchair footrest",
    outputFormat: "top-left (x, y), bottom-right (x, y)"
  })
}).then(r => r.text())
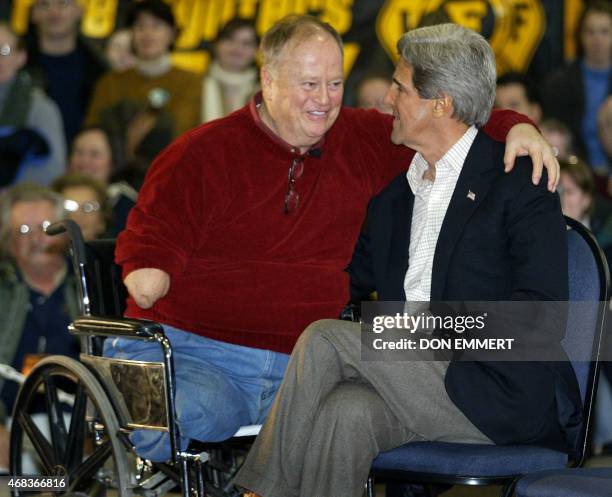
top-left (134, 471), bottom-right (177, 497)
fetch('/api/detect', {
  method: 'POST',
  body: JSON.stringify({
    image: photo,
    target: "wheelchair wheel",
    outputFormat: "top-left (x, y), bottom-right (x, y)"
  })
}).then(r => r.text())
top-left (9, 355), bottom-right (134, 496)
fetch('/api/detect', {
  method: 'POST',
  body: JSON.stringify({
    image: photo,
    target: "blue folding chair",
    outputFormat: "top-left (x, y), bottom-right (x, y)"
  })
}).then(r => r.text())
top-left (516, 467), bottom-right (612, 497)
top-left (367, 217), bottom-right (610, 497)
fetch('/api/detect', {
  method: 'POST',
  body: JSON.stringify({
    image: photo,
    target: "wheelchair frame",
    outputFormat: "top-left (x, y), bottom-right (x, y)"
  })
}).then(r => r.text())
top-left (9, 220), bottom-right (251, 497)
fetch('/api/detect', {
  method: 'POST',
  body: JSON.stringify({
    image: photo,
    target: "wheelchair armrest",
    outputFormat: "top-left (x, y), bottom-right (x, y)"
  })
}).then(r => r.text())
top-left (69, 316), bottom-right (165, 340)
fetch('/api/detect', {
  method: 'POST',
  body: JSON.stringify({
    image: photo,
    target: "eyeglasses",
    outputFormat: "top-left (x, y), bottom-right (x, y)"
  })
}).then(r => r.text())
top-left (0, 44), bottom-right (15, 56)
top-left (284, 157), bottom-right (304, 214)
top-left (64, 199), bottom-right (100, 214)
top-left (16, 220), bottom-right (52, 236)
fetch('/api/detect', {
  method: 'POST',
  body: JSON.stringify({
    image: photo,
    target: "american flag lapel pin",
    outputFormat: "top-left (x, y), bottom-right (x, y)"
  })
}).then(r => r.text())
top-left (467, 190), bottom-right (476, 201)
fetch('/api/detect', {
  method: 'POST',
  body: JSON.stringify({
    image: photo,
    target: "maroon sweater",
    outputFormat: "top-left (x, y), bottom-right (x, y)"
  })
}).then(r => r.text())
top-left (117, 99), bottom-right (526, 354)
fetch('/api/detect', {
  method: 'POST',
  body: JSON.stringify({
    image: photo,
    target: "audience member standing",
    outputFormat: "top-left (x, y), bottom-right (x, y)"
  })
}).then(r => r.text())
top-left (86, 0), bottom-right (201, 165)
top-left (0, 23), bottom-right (65, 186)
top-left (201, 18), bottom-right (259, 123)
top-left (542, 1), bottom-right (612, 172)
top-left (26, 0), bottom-right (107, 146)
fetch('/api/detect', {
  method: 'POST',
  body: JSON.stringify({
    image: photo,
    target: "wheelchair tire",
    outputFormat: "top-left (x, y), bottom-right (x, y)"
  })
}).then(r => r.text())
top-left (9, 355), bottom-right (134, 496)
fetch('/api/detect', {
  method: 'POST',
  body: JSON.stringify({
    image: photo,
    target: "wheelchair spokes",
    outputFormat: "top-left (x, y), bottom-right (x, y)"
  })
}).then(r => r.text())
top-left (64, 382), bottom-right (86, 474)
top-left (9, 356), bottom-right (134, 496)
top-left (42, 374), bottom-right (69, 462)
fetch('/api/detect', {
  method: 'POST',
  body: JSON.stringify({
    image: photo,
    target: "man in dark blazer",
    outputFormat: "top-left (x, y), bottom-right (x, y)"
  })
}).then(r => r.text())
top-left (235, 23), bottom-right (582, 497)
top-left (348, 120), bottom-right (581, 452)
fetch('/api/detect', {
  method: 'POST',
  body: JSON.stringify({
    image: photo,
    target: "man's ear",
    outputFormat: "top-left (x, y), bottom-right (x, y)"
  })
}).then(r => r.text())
top-left (260, 65), bottom-right (273, 88)
top-left (433, 93), bottom-right (453, 118)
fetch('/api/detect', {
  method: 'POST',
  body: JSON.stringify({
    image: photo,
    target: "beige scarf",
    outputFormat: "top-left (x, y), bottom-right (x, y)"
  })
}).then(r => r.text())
top-left (136, 54), bottom-right (173, 78)
top-left (201, 61), bottom-right (258, 123)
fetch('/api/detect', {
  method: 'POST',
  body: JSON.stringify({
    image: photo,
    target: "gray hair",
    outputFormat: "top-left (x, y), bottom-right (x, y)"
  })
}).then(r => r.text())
top-left (0, 182), bottom-right (64, 257)
top-left (397, 23), bottom-right (496, 127)
top-left (260, 14), bottom-right (343, 69)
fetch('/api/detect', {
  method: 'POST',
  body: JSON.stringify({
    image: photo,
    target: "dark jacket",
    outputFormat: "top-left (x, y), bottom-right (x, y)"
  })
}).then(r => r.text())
top-left (24, 34), bottom-right (107, 142)
top-left (0, 259), bottom-right (79, 422)
top-left (347, 131), bottom-right (583, 454)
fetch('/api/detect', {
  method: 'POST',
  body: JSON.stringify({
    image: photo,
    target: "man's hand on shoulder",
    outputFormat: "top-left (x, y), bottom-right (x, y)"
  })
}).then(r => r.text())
top-left (124, 268), bottom-right (170, 309)
top-left (504, 123), bottom-right (559, 192)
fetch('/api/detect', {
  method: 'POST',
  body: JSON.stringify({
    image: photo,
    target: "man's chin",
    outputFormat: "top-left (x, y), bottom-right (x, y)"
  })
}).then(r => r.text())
top-left (29, 253), bottom-right (65, 267)
top-left (305, 121), bottom-right (332, 138)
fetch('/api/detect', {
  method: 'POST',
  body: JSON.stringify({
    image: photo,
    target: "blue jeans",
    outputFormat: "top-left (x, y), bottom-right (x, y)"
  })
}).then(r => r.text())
top-left (103, 325), bottom-right (289, 461)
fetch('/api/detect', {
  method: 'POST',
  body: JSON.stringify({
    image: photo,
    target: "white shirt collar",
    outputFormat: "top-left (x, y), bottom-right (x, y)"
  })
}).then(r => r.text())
top-left (406, 125), bottom-right (478, 193)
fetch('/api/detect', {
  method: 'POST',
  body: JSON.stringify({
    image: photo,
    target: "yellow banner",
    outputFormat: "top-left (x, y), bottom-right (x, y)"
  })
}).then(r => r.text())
top-left (377, 0), bottom-right (547, 74)
top-left (9, 0), bottom-right (582, 76)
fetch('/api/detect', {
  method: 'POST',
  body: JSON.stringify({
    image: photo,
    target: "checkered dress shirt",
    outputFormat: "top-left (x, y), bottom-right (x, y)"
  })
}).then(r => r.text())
top-left (403, 125), bottom-right (478, 303)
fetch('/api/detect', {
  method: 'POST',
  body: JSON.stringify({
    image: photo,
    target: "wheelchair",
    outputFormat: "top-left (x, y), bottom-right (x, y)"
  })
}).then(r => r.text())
top-left (8, 220), bottom-right (259, 497)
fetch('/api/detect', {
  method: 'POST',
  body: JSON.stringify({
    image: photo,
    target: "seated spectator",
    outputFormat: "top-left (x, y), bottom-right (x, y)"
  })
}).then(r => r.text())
top-left (355, 72), bottom-right (392, 114)
top-left (559, 157), bottom-right (596, 227)
top-left (26, 0), bottom-right (107, 146)
top-left (0, 22), bottom-right (65, 186)
top-left (541, 118), bottom-right (575, 161)
top-left (85, 0), bottom-right (201, 164)
top-left (559, 157), bottom-right (612, 256)
top-left (542, 0), bottom-right (612, 173)
top-left (68, 127), bottom-right (138, 235)
top-left (68, 126), bottom-right (115, 183)
top-left (201, 18), bottom-right (259, 123)
top-left (0, 183), bottom-right (79, 469)
top-left (105, 28), bottom-right (136, 73)
top-left (52, 173), bottom-right (109, 241)
top-left (235, 24), bottom-right (580, 497)
top-left (495, 72), bottom-right (542, 125)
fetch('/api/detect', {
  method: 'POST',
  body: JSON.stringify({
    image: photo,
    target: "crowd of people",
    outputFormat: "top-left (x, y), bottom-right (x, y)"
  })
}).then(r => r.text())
top-left (0, 0), bottom-right (612, 492)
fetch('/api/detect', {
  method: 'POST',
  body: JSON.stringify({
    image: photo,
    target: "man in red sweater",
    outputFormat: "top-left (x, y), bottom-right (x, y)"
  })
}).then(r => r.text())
top-left (109, 15), bottom-right (559, 461)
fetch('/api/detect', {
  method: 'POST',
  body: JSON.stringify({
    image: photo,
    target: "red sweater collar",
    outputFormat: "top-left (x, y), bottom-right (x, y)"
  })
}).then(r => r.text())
top-left (249, 92), bottom-right (325, 156)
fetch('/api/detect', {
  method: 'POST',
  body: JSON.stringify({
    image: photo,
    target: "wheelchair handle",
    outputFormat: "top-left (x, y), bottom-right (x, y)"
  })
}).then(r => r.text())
top-left (46, 220), bottom-right (87, 267)
top-left (46, 219), bottom-right (91, 315)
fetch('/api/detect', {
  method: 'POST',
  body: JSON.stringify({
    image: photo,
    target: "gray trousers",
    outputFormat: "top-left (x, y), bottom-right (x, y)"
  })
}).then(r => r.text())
top-left (234, 319), bottom-right (491, 497)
